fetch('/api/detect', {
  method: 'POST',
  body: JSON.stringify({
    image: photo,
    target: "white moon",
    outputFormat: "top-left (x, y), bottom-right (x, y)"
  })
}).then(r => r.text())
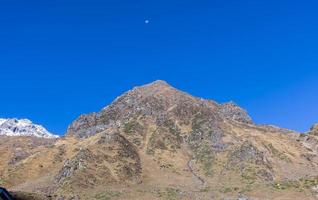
top-left (145, 20), bottom-right (150, 24)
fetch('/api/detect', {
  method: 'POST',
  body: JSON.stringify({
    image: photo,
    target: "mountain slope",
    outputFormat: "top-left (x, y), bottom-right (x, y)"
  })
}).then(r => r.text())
top-left (1, 80), bottom-right (318, 200)
top-left (0, 118), bottom-right (58, 138)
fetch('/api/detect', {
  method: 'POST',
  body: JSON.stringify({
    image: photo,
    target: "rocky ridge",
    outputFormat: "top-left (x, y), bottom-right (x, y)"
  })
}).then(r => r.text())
top-left (67, 80), bottom-right (252, 139)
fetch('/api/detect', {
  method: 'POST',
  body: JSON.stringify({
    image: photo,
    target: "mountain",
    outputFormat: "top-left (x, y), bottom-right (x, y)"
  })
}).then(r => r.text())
top-left (0, 118), bottom-right (58, 138)
top-left (67, 80), bottom-right (253, 139)
top-left (1, 80), bottom-right (318, 200)
top-left (310, 124), bottom-right (318, 135)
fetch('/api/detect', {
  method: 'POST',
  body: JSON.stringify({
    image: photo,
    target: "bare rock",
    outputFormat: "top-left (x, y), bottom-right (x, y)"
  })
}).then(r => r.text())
top-left (228, 141), bottom-right (266, 165)
top-left (218, 102), bottom-right (253, 124)
top-left (55, 148), bottom-right (93, 184)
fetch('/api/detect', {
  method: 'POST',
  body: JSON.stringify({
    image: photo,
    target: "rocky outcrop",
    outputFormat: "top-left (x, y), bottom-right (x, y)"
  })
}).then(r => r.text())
top-left (218, 102), bottom-right (253, 124)
top-left (228, 141), bottom-right (267, 166)
top-left (55, 148), bottom-right (93, 184)
top-left (227, 141), bottom-right (274, 181)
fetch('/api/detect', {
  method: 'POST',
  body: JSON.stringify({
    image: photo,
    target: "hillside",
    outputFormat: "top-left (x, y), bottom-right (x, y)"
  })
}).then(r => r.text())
top-left (1, 80), bottom-right (318, 200)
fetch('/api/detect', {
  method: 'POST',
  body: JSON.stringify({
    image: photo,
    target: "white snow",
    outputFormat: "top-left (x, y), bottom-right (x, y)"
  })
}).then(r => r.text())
top-left (0, 119), bottom-right (6, 125)
top-left (0, 118), bottom-right (59, 138)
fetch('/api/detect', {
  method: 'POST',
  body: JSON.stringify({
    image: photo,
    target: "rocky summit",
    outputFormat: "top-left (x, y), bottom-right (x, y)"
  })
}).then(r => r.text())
top-left (1, 80), bottom-right (318, 200)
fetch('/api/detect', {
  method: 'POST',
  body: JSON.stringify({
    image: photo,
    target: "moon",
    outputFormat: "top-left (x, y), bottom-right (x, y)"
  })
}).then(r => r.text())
top-left (145, 19), bottom-right (150, 24)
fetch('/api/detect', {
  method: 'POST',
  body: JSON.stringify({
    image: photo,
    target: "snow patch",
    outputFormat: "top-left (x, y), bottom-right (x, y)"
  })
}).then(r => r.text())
top-left (0, 118), bottom-right (59, 138)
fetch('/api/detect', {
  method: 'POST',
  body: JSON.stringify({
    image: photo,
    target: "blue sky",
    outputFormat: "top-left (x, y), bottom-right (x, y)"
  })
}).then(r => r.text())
top-left (0, 0), bottom-right (317, 134)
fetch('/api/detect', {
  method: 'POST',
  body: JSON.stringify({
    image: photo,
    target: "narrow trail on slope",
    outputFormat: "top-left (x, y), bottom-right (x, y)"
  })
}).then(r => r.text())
top-left (187, 158), bottom-right (205, 187)
top-left (181, 144), bottom-right (206, 188)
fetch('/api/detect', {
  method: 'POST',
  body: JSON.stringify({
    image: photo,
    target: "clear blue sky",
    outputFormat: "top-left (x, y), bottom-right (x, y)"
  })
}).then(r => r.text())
top-left (0, 0), bottom-right (317, 135)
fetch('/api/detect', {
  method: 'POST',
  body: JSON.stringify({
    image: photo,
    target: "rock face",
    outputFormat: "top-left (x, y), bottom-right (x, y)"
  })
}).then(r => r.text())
top-left (0, 118), bottom-right (58, 138)
top-left (1, 80), bottom-right (318, 200)
top-left (218, 102), bottom-right (253, 124)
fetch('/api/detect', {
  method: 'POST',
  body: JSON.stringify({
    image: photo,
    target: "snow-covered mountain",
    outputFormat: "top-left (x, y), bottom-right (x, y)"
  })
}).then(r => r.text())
top-left (0, 118), bottom-right (59, 138)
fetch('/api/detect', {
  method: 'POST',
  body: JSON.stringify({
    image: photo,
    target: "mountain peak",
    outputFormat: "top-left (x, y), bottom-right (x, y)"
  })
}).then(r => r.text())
top-left (309, 123), bottom-right (318, 135)
top-left (67, 81), bottom-right (253, 138)
top-left (148, 80), bottom-right (170, 87)
top-left (132, 80), bottom-right (175, 94)
top-left (0, 118), bottom-right (58, 138)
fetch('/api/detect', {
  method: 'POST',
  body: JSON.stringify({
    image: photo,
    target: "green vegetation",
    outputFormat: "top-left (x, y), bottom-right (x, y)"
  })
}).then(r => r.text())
top-left (60, 176), bottom-right (72, 186)
top-left (239, 184), bottom-right (253, 193)
top-left (201, 159), bottom-right (213, 176)
top-left (272, 177), bottom-right (318, 191)
top-left (123, 121), bottom-right (137, 134)
top-left (266, 143), bottom-right (292, 163)
top-left (200, 186), bottom-right (211, 192)
top-left (163, 120), bottom-right (183, 150)
top-left (146, 131), bottom-right (159, 155)
top-left (193, 141), bottom-right (214, 176)
top-left (190, 113), bottom-right (208, 135)
top-left (219, 187), bottom-right (233, 193)
top-left (146, 122), bottom-right (183, 155)
top-left (272, 181), bottom-right (300, 190)
top-left (94, 190), bottom-right (121, 200)
top-left (240, 169), bottom-right (257, 192)
top-left (155, 187), bottom-right (181, 200)
top-left (241, 166), bottom-right (257, 182)
top-left (188, 114), bottom-right (215, 176)
top-left (132, 138), bottom-right (141, 146)
top-left (218, 184), bottom-right (244, 194)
